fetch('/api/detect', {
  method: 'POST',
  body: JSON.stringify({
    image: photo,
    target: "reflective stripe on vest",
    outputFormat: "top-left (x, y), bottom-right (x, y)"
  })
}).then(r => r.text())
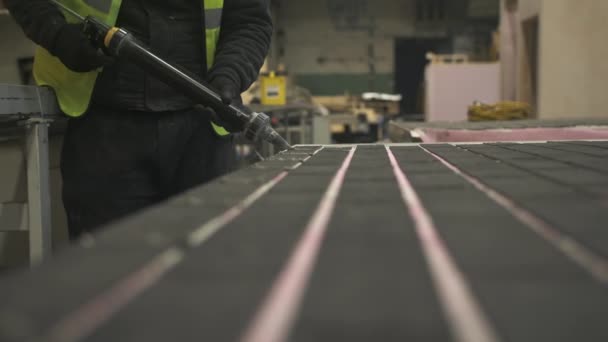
top-left (33, 0), bottom-right (230, 136)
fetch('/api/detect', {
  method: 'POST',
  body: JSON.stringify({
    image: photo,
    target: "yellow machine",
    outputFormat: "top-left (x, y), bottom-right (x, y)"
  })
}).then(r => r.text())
top-left (260, 71), bottom-right (287, 106)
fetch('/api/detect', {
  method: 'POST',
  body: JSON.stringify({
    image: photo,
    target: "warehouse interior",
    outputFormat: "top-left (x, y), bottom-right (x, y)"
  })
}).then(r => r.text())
top-left (1, 0), bottom-right (608, 341)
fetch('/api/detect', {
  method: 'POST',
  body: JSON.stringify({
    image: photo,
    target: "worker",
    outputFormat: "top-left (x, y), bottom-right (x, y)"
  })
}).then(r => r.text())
top-left (6, 0), bottom-right (273, 239)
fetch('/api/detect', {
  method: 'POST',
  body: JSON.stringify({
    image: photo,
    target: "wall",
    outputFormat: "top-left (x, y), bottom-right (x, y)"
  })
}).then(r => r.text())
top-left (274, 0), bottom-right (498, 96)
top-left (513, 0), bottom-right (608, 119)
top-left (536, 0), bottom-right (608, 119)
top-left (499, 0), bottom-right (518, 101)
top-left (469, 0), bottom-right (500, 18)
top-left (518, 0), bottom-right (541, 20)
top-left (0, 14), bottom-right (35, 84)
top-left (514, 0), bottom-right (541, 110)
top-left (274, 0), bottom-right (416, 95)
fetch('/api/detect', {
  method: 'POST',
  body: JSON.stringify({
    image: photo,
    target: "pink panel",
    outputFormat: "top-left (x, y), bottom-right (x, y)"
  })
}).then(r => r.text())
top-left (418, 127), bottom-right (608, 143)
top-left (425, 63), bottom-right (501, 122)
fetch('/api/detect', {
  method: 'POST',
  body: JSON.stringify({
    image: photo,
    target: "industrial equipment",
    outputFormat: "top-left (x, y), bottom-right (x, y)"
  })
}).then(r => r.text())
top-left (259, 71), bottom-right (287, 106)
top-left (315, 94), bottom-right (398, 143)
top-left (242, 68), bottom-right (331, 150)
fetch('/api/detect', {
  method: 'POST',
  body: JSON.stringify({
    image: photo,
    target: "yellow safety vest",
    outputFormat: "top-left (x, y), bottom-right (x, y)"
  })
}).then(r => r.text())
top-left (33, 0), bottom-right (229, 136)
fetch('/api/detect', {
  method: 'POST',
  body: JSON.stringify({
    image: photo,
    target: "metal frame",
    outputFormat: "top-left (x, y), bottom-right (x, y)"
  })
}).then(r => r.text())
top-left (1, 84), bottom-right (60, 264)
top-left (24, 118), bottom-right (53, 263)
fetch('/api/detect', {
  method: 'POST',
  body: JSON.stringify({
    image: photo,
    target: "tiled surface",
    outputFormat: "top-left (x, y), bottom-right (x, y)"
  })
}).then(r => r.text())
top-left (1, 142), bottom-right (607, 341)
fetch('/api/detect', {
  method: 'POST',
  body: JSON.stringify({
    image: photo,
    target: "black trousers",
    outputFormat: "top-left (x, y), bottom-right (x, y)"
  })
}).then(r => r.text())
top-left (60, 106), bottom-right (236, 239)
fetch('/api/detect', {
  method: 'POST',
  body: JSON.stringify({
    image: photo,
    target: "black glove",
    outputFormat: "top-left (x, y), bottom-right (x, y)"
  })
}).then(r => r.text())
top-left (50, 23), bottom-right (113, 73)
top-left (194, 104), bottom-right (244, 134)
top-left (210, 75), bottom-right (239, 105)
top-left (200, 75), bottom-right (244, 133)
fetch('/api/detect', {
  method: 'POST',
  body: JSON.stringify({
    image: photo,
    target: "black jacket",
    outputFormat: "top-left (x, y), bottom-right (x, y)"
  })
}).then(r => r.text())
top-left (6, 0), bottom-right (272, 110)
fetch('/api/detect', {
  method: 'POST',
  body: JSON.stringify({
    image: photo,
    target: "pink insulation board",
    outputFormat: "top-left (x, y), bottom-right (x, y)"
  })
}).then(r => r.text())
top-left (425, 63), bottom-right (501, 122)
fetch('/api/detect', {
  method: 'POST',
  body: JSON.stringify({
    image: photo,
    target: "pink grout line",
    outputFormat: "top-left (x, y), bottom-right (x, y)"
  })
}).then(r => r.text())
top-left (187, 170), bottom-right (291, 247)
top-left (188, 146), bottom-right (325, 248)
top-left (46, 248), bottom-right (184, 342)
top-left (41, 147), bottom-right (326, 342)
top-left (385, 146), bottom-right (500, 342)
top-left (420, 146), bottom-right (608, 285)
top-left (240, 147), bottom-right (357, 342)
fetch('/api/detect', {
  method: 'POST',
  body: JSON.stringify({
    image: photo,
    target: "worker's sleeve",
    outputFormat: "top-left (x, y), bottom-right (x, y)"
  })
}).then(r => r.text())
top-left (207, 0), bottom-right (273, 92)
top-left (4, 0), bottom-right (66, 51)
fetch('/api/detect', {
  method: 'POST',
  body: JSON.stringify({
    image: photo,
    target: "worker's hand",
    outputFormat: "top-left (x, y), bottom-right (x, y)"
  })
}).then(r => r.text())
top-left (194, 105), bottom-right (243, 133)
top-left (204, 75), bottom-right (244, 133)
top-left (210, 76), bottom-right (239, 105)
top-left (50, 23), bottom-right (113, 73)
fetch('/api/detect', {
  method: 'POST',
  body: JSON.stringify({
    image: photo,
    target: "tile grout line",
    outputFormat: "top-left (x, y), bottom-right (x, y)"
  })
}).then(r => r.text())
top-left (563, 141), bottom-right (608, 150)
top-left (45, 247), bottom-right (185, 342)
top-left (421, 145), bottom-right (608, 285)
top-left (40, 147), bottom-right (326, 342)
top-left (240, 146), bottom-right (357, 342)
top-left (492, 143), bottom-right (608, 174)
top-left (452, 144), bottom-right (608, 208)
top-left (529, 143), bottom-right (608, 158)
top-left (386, 145), bottom-right (501, 342)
